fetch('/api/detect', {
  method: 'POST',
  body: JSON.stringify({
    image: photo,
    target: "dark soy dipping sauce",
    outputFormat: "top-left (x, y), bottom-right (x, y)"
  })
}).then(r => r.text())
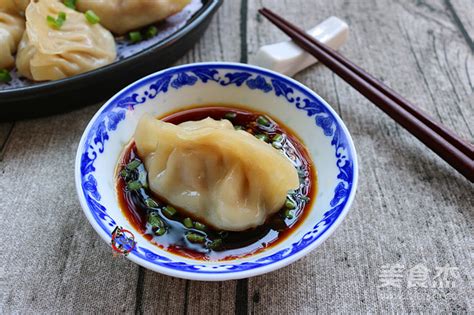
top-left (117, 106), bottom-right (316, 260)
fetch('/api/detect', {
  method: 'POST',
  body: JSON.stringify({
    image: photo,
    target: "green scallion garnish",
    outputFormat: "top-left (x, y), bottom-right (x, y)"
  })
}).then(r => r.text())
top-left (148, 213), bottom-right (163, 228)
top-left (155, 227), bottom-right (166, 236)
top-left (255, 134), bottom-right (268, 142)
top-left (145, 25), bottom-right (158, 38)
top-left (234, 125), bottom-right (244, 131)
top-left (126, 159), bottom-right (141, 171)
top-left (183, 217), bottom-right (193, 228)
top-left (163, 205), bottom-right (176, 217)
top-left (186, 232), bottom-right (205, 243)
top-left (272, 141), bottom-right (282, 149)
top-left (257, 115), bottom-right (270, 126)
top-left (119, 169), bottom-right (128, 179)
top-left (129, 31), bottom-right (142, 43)
top-left (63, 0), bottom-right (76, 9)
top-left (145, 198), bottom-right (158, 208)
top-left (285, 197), bottom-right (296, 209)
top-left (208, 238), bottom-right (222, 250)
top-left (224, 112), bottom-right (237, 120)
top-left (126, 180), bottom-right (142, 191)
top-left (0, 69), bottom-right (12, 83)
top-left (284, 208), bottom-right (294, 219)
top-left (47, 12), bottom-right (66, 29)
top-left (85, 10), bottom-right (100, 24)
top-left (194, 222), bottom-right (206, 231)
top-left (272, 134), bottom-right (283, 142)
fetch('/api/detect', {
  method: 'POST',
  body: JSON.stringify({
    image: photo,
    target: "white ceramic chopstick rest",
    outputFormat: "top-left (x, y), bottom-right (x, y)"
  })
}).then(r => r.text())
top-left (254, 16), bottom-right (349, 76)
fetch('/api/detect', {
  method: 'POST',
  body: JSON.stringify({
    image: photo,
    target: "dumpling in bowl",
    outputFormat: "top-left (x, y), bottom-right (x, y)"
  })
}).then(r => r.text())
top-left (0, 0), bottom-right (25, 69)
top-left (134, 114), bottom-right (300, 232)
top-left (76, 0), bottom-right (190, 35)
top-left (16, 0), bottom-right (116, 81)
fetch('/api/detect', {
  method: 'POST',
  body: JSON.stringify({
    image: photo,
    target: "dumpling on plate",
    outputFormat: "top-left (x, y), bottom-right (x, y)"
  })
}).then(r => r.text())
top-left (0, 0), bottom-right (25, 69)
top-left (76, 0), bottom-right (191, 35)
top-left (16, 0), bottom-right (116, 81)
top-left (134, 114), bottom-right (300, 232)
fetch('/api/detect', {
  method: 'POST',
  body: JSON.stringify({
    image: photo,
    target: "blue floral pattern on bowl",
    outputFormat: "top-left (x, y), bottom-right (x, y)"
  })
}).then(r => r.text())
top-left (76, 63), bottom-right (357, 276)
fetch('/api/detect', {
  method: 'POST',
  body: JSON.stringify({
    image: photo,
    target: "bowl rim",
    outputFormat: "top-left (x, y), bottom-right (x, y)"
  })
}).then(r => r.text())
top-left (75, 61), bottom-right (359, 281)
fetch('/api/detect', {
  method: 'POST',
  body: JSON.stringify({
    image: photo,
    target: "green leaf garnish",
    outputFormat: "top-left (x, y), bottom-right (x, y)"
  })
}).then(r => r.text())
top-left (148, 213), bottom-right (163, 228)
top-left (162, 205), bottom-right (176, 217)
top-left (257, 115), bottom-right (270, 126)
top-left (145, 26), bottom-right (158, 39)
top-left (145, 198), bottom-right (158, 208)
top-left (126, 180), bottom-right (142, 191)
top-left (0, 69), bottom-right (11, 83)
top-left (63, 0), bottom-right (76, 9)
top-left (85, 10), bottom-right (100, 24)
top-left (186, 232), bottom-right (205, 243)
top-left (47, 12), bottom-right (67, 29)
top-left (193, 222), bottom-right (206, 231)
top-left (183, 217), bottom-right (193, 228)
top-left (224, 112), bottom-right (237, 120)
top-left (129, 31), bottom-right (142, 43)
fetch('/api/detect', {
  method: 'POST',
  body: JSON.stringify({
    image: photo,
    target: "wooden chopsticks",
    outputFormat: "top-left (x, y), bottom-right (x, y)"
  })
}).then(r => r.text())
top-left (259, 8), bottom-right (474, 182)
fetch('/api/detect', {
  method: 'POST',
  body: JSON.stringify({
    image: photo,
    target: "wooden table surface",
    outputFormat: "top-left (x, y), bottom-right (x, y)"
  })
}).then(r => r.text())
top-left (1, 0), bottom-right (473, 313)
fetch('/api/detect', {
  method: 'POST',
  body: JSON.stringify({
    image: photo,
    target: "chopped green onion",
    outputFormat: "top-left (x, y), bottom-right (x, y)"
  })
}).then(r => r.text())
top-left (234, 125), bottom-right (244, 131)
top-left (46, 16), bottom-right (58, 29)
top-left (301, 195), bottom-right (310, 203)
top-left (145, 198), bottom-right (158, 208)
top-left (183, 217), bottom-right (193, 228)
top-left (194, 222), bottom-right (206, 231)
top-left (186, 232), bottom-right (205, 243)
top-left (126, 180), bottom-right (142, 191)
top-left (145, 25), bottom-right (158, 38)
top-left (208, 238), bottom-right (222, 250)
top-left (163, 205), bottom-right (176, 217)
top-left (47, 12), bottom-right (66, 29)
top-left (257, 115), bottom-right (270, 126)
top-left (272, 134), bottom-right (283, 142)
top-left (85, 10), bottom-right (100, 24)
top-left (272, 141), bottom-right (282, 149)
top-left (119, 169), bottom-right (128, 179)
top-left (0, 69), bottom-right (12, 83)
top-left (126, 159), bottom-right (141, 170)
top-left (255, 134), bottom-right (268, 142)
top-left (284, 208), bottom-right (294, 219)
top-left (138, 169), bottom-right (148, 189)
top-left (129, 31), bottom-right (142, 43)
top-left (155, 227), bottom-right (166, 236)
top-left (285, 197), bottom-right (296, 209)
top-left (63, 0), bottom-right (76, 9)
top-left (224, 112), bottom-right (237, 120)
top-left (148, 213), bottom-right (163, 228)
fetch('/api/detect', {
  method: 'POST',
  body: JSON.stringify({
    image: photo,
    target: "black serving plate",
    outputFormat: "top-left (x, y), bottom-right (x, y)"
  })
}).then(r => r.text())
top-left (0, 0), bottom-right (222, 121)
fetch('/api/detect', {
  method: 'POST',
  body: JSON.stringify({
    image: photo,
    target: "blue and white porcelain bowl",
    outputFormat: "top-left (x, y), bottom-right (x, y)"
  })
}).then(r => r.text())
top-left (75, 62), bottom-right (358, 281)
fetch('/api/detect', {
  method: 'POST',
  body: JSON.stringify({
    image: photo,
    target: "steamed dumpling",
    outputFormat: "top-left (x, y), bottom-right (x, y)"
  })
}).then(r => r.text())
top-left (134, 114), bottom-right (300, 232)
top-left (0, 0), bottom-right (25, 69)
top-left (76, 0), bottom-right (191, 35)
top-left (16, 0), bottom-right (116, 81)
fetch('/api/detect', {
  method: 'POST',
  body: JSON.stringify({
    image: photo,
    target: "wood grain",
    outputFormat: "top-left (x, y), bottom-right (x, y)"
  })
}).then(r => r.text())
top-left (0, 0), bottom-right (472, 313)
top-left (247, 0), bottom-right (473, 313)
